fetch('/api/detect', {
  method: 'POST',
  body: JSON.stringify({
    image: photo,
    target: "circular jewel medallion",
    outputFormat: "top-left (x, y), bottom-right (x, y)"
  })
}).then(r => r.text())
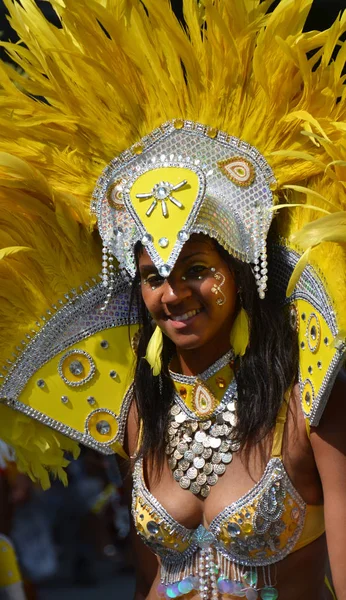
top-left (58, 349), bottom-right (96, 387)
top-left (306, 313), bottom-right (321, 353)
top-left (85, 408), bottom-right (118, 444)
top-left (302, 378), bottom-right (315, 415)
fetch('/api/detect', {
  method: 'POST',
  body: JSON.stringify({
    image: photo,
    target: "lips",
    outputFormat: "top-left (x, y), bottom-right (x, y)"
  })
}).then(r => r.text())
top-left (165, 308), bottom-right (203, 330)
top-left (169, 309), bottom-right (202, 322)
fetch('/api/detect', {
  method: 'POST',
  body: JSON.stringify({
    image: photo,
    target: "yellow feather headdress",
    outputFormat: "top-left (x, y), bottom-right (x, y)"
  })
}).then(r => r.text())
top-left (0, 0), bottom-right (345, 484)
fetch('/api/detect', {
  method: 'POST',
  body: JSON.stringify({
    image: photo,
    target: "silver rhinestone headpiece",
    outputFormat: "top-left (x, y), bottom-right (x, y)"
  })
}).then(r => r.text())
top-left (91, 120), bottom-right (276, 299)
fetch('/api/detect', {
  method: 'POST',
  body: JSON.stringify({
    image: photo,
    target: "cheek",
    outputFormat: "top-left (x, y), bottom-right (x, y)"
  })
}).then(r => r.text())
top-left (140, 285), bottom-right (161, 316)
top-left (224, 277), bottom-right (237, 309)
top-left (140, 284), bottom-right (154, 312)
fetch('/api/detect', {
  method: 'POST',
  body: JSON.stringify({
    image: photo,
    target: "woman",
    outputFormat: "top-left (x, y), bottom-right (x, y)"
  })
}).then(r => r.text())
top-left (0, 1), bottom-right (345, 599)
top-left (125, 232), bottom-right (345, 600)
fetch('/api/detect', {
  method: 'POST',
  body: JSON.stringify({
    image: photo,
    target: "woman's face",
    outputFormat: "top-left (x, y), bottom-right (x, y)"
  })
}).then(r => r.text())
top-left (138, 236), bottom-right (237, 353)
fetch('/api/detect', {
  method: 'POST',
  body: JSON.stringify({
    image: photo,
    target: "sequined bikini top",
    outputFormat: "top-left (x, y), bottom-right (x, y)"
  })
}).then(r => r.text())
top-left (132, 398), bottom-right (325, 570)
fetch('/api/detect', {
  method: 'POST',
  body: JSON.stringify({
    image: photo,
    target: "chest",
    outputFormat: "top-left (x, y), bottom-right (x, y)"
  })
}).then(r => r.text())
top-left (145, 398), bottom-right (322, 531)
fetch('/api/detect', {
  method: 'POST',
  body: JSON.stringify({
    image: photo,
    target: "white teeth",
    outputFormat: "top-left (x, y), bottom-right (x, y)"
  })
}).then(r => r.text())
top-left (170, 309), bottom-right (200, 322)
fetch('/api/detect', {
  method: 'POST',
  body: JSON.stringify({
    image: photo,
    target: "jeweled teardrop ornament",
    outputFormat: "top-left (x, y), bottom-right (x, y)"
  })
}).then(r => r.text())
top-left (233, 581), bottom-right (246, 595)
top-left (166, 583), bottom-right (180, 598)
top-left (107, 179), bottom-right (125, 210)
top-left (260, 586), bottom-right (279, 600)
top-left (244, 570), bottom-right (258, 587)
top-left (217, 156), bottom-right (255, 186)
top-left (193, 380), bottom-right (216, 417)
top-left (157, 582), bottom-right (166, 598)
top-left (178, 577), bottom-right (194, 594)
top-left (217, 578), bottom-right (236, 594)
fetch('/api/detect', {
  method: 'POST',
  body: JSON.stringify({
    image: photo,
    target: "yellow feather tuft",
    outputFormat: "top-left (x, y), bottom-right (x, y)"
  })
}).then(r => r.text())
top-left (0, 404), bottom-right (80, 489)
top-left (286, 248), bottom-right (311, 297)
top-left (145, 326), bottom-right (163, 376)
top-left (291, 212), bottom-right (346, 249)
top-left (230, 307), bottom-right (250, 358)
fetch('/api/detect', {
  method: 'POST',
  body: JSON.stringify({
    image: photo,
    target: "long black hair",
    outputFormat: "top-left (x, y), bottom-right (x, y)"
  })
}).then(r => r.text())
top-left (130, 237), bottom-right (299, 470)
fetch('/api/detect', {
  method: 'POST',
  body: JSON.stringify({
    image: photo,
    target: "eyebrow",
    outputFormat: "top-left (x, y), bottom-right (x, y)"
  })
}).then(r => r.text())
top-left (139, 265), bottom-right (158, 274)
top-left (179, 251), bottom-right (211, 262)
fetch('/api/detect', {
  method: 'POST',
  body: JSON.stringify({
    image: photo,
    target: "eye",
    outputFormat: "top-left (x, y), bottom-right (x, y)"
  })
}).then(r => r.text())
top-left (142, 273), bottom-right (164, 288)
top-left (185, 265), bottom-right (209, 279)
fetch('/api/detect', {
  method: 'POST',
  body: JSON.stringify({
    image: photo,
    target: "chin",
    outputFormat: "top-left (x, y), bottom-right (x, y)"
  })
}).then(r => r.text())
top-left (166, 332), bottom-right (206, 350)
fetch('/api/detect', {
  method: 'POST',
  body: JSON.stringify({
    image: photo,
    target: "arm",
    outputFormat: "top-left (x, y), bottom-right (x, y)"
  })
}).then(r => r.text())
top-left (121, 401), bottom-right (159, 600)
top-left (130, 521), bottom-right (160, 600)
top-left (310, 368), bottom-right (346, 600)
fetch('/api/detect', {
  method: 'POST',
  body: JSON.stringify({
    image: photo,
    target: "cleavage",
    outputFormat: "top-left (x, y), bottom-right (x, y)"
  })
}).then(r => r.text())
top-left (144, 446), bottom-right (270, 529)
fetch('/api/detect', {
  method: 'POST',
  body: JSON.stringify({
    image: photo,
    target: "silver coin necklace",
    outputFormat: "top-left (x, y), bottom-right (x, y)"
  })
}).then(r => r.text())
top-left (166, 349), bottom-right (239, 498)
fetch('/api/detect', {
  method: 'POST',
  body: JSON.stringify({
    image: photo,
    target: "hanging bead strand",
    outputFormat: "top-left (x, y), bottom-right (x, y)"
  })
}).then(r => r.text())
top-left (100, 245), bottom-right (115, 312)
top-left (198, 549), bottom-right (209, 600)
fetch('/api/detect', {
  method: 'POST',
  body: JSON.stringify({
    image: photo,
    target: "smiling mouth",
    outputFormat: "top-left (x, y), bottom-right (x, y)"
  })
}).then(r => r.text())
top-left (169, 309), bottom-right (202, 322)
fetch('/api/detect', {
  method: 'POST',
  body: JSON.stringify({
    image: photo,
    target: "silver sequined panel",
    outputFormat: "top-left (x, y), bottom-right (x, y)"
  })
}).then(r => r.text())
top-left (0, 275), bottom-right (137, 402)
top-left (94, 121), bottom-right (275, 278)
top-left (270, 243), bottom-right (337, 334)
top-left (270, 243), bottom-right (346, 426)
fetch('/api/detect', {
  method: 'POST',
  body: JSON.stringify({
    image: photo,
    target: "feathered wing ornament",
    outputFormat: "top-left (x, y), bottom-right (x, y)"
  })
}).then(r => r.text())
top-left (0, 0), bottom-right (345, 483)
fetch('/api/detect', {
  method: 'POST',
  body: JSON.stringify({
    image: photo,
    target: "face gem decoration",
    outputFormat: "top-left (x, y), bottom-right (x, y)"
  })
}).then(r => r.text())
top-left (217, 156), bottom-right (255, 187)
top-left (136, 180), bottom-right (187, 218)
top-left (211, 271), bottom-right (227, 306)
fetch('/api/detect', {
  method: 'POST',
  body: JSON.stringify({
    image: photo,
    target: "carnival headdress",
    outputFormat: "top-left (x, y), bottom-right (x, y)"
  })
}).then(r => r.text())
top-left (0, 0), bottom-right (345, 485)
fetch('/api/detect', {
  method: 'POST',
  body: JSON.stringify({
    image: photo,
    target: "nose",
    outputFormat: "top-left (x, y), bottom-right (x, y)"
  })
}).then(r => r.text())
top-left (160, 276), bottom-right (192, 305)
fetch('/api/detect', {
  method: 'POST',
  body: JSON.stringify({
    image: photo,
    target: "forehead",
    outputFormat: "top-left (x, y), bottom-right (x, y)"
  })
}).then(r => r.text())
top-left (138, 235), bottom-right (217, 267)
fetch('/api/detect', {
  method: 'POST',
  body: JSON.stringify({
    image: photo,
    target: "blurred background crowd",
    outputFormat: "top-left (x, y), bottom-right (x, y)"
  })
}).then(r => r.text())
top-left (0, 444), bottom-right (135, 598)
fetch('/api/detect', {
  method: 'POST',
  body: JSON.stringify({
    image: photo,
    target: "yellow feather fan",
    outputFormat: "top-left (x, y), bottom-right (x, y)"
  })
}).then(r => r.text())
top-left (0, 154), bottom-right (100, 486)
